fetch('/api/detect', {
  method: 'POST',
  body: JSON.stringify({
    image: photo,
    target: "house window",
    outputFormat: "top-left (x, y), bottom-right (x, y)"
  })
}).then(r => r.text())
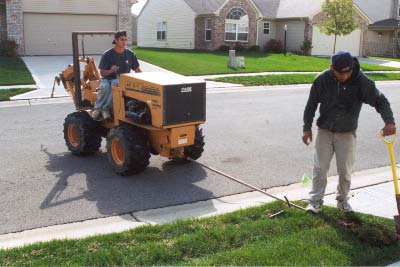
top-left (263, 22), bottom-right (270, 34)
top-left (225, 7), bottom-right (248, 41)
top-left (157, 21), bottom-right (166, 41)
top-left (205, 18), bottom-right (212, 41)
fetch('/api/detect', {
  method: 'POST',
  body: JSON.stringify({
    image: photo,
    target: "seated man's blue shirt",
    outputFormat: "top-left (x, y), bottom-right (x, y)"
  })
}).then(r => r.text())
top-left (98, 48), bottom-right (139, 80)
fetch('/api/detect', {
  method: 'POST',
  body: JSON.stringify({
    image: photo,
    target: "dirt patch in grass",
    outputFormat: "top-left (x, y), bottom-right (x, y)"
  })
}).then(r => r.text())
top-left (336, 214), bottom-right (399, 247)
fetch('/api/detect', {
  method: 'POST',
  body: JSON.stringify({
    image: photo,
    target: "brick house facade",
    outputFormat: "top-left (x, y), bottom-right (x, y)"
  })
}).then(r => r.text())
top-left (141, 0), bottom-right (365, 55)
top-left (195, 0), bottom-right (258, 50)
top-left (5, 0), bottom-right (23, 54)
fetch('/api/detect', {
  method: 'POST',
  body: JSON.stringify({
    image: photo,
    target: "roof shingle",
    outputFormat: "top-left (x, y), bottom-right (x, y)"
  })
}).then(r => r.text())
top-left (275, 0), bottom-right (323, 18)
top-left (184, 0), bottom-right (324, 18)
top-left (370, 19), bottom-right (400, 27)
top-left (251, 0), bottom-right (280, 18)
top-left (184, 0), bottom-right (226, 14)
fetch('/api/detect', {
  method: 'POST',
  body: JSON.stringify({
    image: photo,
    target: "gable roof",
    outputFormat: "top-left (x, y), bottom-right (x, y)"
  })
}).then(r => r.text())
top-left (184, 0), bottom-right (226, 14)
top-left (275, 0), bottom-right (324, 19)
top-left (141, 0), bottom-right (369, 21)
top-left (185, 0), bottom-right (324, 19)
top-left (251, 0), bottom-right (280, 18)
top-left (370, 18), bottom-right (400, 27)
top-left (131, 0), bottom-right (147, 17)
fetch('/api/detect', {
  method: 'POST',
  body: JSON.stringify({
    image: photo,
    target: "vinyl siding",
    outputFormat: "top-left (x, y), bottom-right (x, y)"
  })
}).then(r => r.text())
top-left (353, 0), bottom-right (392, 22)
top-left (138, 0), bottom-right (195, 49)
top-left (367, 30), bottom-right (393, 43)
top-left (22, 0), bottom-right (118, 15)
top-left (257, 20), bottom-right (276, 48)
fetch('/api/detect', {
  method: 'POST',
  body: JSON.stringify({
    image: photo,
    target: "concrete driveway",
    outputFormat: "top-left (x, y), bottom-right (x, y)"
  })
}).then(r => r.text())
top-left (13, 55), bottom-right (177, 100)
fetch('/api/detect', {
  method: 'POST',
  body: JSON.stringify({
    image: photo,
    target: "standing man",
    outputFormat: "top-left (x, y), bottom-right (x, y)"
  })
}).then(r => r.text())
top-left (302, 51), bottom-right (396, 213)
top-left (92, 31), bottom-right (142, 120)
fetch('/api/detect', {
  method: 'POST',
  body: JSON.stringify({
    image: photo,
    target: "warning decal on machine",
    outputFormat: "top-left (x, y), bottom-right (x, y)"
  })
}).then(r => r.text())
top-left (178, 138), bottom-right (188, 145)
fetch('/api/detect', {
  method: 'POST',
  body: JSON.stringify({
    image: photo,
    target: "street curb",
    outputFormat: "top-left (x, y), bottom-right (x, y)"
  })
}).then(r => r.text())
top-left (0, 97), bottom-right (72, 108)
top-left (194, 70), bottom-right (400, 80)
top-left (0, 165), bottom-right (397, 250)
top-left (2, 80), bottom-right (400, 108)
top-left (0, 84), bottom-right (37, 90)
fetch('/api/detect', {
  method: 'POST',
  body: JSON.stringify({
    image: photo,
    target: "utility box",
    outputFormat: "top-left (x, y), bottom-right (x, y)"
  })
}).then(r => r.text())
top-left (227, 50), bottom-right (245, 68)
top-left (227, 49), bottom-right (236, 68)
top-left (236, 56), bottom-right (245, 68)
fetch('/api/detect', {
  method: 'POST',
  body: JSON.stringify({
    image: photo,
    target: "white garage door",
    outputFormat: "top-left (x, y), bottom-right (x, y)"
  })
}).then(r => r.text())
top-left (24, 13), bottom-right (117, 55)
top-left (312, 25), bottom-right (361, 56)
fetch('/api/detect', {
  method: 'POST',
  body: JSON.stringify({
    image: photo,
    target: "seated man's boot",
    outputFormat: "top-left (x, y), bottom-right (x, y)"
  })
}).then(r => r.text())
top-left (102, 110), bottom-right (111, 120)
top-left (91, 109), bottom-right (102, 120)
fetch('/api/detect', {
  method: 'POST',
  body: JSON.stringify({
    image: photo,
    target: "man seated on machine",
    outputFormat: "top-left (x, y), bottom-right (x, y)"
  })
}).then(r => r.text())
top-left (92, 31), bottom-right (142, 120)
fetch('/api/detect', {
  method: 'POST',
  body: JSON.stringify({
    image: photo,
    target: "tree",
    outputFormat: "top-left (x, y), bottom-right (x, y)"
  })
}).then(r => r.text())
top-left (318, 0), bottom-right (357, 54)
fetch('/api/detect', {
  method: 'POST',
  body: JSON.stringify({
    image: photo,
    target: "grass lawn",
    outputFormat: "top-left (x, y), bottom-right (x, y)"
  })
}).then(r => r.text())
top-left (211, 72), bottom-right (400, 86)
top-left (0, 88), bottom-right (36, 101)
top-left (0, 57), bottom-right (35, 86)
top-left (1, 201), bottom-right (399, 266)
top-left (133, 47), bottom-right (399, 75)
top-left (370, 56), bottom-right (400, 62)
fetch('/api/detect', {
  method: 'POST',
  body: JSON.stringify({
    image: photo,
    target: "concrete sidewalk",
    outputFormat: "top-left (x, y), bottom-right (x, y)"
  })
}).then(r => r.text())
top-left (1, 164), bottom-right (399, 250)
top-left (358, 57), bottom-right (400, 69)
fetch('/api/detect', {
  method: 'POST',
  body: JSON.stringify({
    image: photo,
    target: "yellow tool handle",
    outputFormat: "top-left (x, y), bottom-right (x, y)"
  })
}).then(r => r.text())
top-left (380, 131), bottom-right (399, 195)
top-left (380, 130), bottom-right (396, 145)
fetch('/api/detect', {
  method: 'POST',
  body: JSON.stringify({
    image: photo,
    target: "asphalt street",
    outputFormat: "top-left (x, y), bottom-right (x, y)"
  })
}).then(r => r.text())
top-left (0, 83), bottom-right (399, 234)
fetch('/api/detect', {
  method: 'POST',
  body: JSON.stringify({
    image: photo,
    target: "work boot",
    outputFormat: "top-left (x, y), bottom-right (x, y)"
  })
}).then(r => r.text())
top-left (102, 110), bottom-right (111, 120)
top-left (92, 109), bottom-right (102, 120)
top-left (337, 200), bottom-right (353, 212)
top-left (306, 201), bottom-right (322, 214)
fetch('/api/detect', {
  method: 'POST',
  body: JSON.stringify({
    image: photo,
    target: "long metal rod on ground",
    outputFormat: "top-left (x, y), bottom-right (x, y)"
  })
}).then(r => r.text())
top-left (188, 159), bottom-right (306, 211)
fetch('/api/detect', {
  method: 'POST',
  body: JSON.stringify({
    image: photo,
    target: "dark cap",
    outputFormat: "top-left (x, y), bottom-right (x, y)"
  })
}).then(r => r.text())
top-left (331, 51), bottom-right (354, 72)
top-left (112, 31), bottom-right (127, 44)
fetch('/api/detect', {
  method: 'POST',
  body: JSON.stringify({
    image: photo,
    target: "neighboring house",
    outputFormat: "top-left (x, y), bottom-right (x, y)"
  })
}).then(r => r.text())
top-left (131, 0), bottom-right (148, 45)
top-left (3, 0), bottom-right (135, 55)
top-left (137, 0), bottom-right (372, 56)
top-left (354, 0), bottom-right (400, 56)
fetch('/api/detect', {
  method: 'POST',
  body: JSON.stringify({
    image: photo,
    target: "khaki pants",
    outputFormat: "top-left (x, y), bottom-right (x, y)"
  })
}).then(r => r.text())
top-left (310, 128), bottom-right (356, 204)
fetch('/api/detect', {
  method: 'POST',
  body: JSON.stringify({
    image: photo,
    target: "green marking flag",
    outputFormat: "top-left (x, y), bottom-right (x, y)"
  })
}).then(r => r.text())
top-left (302, 173), bottom-right (311, 185)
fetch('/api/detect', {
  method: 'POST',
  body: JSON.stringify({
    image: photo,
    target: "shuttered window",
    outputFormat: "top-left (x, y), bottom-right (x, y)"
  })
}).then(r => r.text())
top-left (263, 22), bottom-right (270, 34)
top-left (157, 21), bottom-right (166, 41)
top-left (205, 18), bottom-right (212, 41)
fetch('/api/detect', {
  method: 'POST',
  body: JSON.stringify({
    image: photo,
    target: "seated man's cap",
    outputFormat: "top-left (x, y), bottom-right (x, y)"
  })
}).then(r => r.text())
top-left (331, 51), bottom-right (354, 72)
top-left (112, 31), bottom-right (127, 44)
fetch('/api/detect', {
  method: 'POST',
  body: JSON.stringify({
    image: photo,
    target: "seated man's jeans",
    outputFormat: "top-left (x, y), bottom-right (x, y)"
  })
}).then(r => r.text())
top-left (94, 78), bottom-right (119, 111)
